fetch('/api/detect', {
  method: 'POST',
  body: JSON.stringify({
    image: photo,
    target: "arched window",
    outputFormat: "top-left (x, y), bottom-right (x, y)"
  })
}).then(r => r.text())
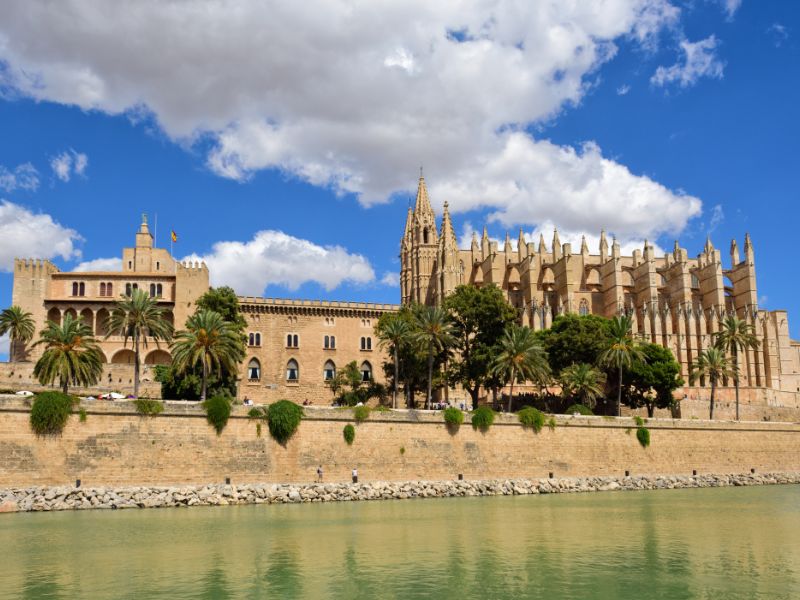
top-left (255, 333), bottom-right (261, 346)
top-left (579, 299), bottom-right (590, 316)
top-left (330, 335), bottom-right (335, 349)
top-left (132, 283), bottom-right (138, 291)
top-left (360, 337), bottom-right (366, 350)
top-left (323, 360), bottom-right (336, 381)
top-left (79, 282), bottom-right (85, 296)
top-left (423, 227), bottom-right (429, 244)
top-left (106, 282), bottom-right (113, 297)
top-left (249, 333), bottom-right (255, 346)
top-left (100, 282), bottom-right (107, 297)
top-left (293, 334), bottom-right (299, 347)
top-left (286, 359), bottom-right (299, 381)
top-left (72, 282), bottom-right (79, 296)
top-left (286, 334), bottom-right (292, 347)
top-left (324, 335), bottom-right (330, 349)
top-left (247, 358), bottom-right (261, 380)
top-left (126, 283), bottom-right (132, 296)
top-left (150, 284), bottom-right (156, 297)
top-left (156, 283), bottom-right (163, 297)
top-left (366, 337), bottom-right (372, 350)
top-left (360, 361), bottom-right (372, 382)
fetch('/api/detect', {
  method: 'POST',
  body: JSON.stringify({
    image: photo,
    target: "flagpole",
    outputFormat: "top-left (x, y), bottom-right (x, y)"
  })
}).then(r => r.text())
top-left (154, 213), bottom-right (158, 248)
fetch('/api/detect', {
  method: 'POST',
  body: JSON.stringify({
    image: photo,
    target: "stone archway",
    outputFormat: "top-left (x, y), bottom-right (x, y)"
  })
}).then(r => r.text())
top-left (144, 349), bottom-right (171, 365)
top-left (111, 349), bottom-right (136, 364)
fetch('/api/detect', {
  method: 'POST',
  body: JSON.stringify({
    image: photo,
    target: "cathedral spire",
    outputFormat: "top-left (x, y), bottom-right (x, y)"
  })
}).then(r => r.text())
top-left (730, 238), bottom-right (740, 266)
top-left (580, 235), bottom-right (589, 256)
top-left (414, 172), bottom-right (434, 218)
top-left (518, 229), bottom-right (527, 260)
top-left (439, 201), bottom-right (458, 249)
top-left (538, 232), bottom-right (547, 255)
top-left (504, 231), bottom-right (513, 255)
top-left (403, 206), bottom-right (413, 240)
top-left (704, 235), bottom-right (714, 255)
top-left (599, 229), bottom-right (608, 262)
top-left (552, 228), bottom-right (562, 261)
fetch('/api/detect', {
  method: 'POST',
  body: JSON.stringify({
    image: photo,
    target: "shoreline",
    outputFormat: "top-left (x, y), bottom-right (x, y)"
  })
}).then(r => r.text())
top-left (2, 472), bottom-right (799, 514)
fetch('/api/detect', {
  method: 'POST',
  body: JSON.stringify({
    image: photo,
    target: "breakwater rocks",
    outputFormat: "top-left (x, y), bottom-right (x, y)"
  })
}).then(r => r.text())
top-left (2, 472), bottom-right (799, 514)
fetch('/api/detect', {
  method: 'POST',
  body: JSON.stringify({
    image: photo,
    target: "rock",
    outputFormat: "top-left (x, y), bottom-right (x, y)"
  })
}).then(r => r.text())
top-left (0, 500), bottom-right (18, 513)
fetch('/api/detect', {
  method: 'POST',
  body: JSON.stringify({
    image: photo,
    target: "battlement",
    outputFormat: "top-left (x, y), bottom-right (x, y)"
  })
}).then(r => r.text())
top-left (238, 296), bottom-right (399, 315)
top-left (14, 258), bottom-right (59, 274)
top-left (177, 260), bottom-right (208, 272)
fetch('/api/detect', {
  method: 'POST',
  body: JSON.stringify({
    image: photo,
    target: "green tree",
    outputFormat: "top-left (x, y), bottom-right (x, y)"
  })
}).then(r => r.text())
top-left (690, 347), bottom-right (737, 420)
top-left (196, 286), bottom-right (248, 333)
top-left (559, 363), bottom-right (606, 409)
top-left (0, 305), bottom-right (35, 362)
top-left (599, 314), bottom-right (645, 417)
top-left (326, 370), bottom-right (348, 401)
top-left (33, 314), bottom-right (104, 394)
top-left (171, 310), bottom-right (245, 400)
top-left (444, 284), bottom-right (517, 409)
top-left (713, 315), bottom-right (759, 421)
top-left (412, 305), bottom-right (456, 409)
top-left (106, 288), bottom-right (174, 398)
top-left (541, 314), bottom-right (613, 374)
top-left (625, 343), bottom-right (684, 417)
top-left (375, 312), bottom-right (411, 408)
top-left (491, 324), bottom-right (550, 412)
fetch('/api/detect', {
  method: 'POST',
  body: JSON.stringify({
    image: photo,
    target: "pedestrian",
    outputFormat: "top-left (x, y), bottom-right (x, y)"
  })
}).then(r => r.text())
top-left (316, 465), bottom-right (323, 482)
top-left (352, 467), bottom-right (358, 484)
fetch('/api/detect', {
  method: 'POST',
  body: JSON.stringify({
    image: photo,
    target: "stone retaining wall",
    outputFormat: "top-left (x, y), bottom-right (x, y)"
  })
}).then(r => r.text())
top-left (2, 472), bottom-right (798, 514)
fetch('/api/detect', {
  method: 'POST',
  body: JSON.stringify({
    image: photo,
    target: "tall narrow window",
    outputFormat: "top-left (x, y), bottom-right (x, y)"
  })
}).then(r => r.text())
top-left (293, 334), bottom-right (299, 348)
top-left (255, 333), bottom-right (261, 346)
top-left (150, 284), bottom-right (156, 297)
top-left (249, 333), bottom-right (255, 346)
top-left (156, 261), bottom-right (160, 271)
top-left (360, 337), bottom-right (366, 350)
top-left (286, 359), bottom-right (299, 381)
top-left (360, 361), bottom-right (372, 382)
top-left (107, 282), bottom-right (113, 297)
top-left (324, 335), bottom-right (330, 349)
top-left (156, 284), bottom-right (163, 297)
top-left (287, 334), bottom-right (292, 347)
top-left (100, 282), bottom-right (107, 297)
top-left (323, 360), bottom-right (336, 381)
top-left (247, 358), bottom-right (261, 380)
top-left (79, 282), bottom-right (85, 297)
top-left (126, 283), bottom-right (132, 296)
top-left (366, 337), bottom-right (372, 350)
top-left (72, 282), bottom-right (79, 296)
top-left (330, 335), bottom-right (336, 349)
top-left (579, 300), bottom-right (589, 316)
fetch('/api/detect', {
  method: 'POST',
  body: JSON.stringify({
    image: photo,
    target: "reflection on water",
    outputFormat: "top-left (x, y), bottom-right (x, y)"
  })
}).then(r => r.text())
top-left (2, 485), bottom-right (800, 599)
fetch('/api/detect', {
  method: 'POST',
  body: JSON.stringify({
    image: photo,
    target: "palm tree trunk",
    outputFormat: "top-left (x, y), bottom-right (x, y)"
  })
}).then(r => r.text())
top-left (62, 377), bottom-right (68, 395)
top-left (426, 341), bottom-right (433, 409)
top-left (617, 366), bottom-right (623, 417)
top-left (393, 347), bottom-right (399, 409)
top-left (507, 367), bottom-right (515, 413)
top-left (709, 379), bottom-right (716, 420)
top-left (133, 332), bottom-right (140, 399)
top-left (733, 347), bottom-right (740, 421)
top-left (201, 360), bottom-right (208, 401)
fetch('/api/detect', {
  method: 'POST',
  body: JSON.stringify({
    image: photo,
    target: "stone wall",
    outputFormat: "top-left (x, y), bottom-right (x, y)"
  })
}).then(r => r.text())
top-left (0, 363), bottom-right (162, 398)
top-left (2, 397), bottom-right (799, 488)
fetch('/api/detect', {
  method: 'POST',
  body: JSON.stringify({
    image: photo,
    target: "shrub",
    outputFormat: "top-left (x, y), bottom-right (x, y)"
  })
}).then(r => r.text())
top-left (518, 407), bottom-right (545, 433)
top-left (400, 446), bottom-right (405, 455)
top-left (443, 407), bottom-right (464, 427)
top-left (134, 399), bottom-right (164, 416)
top-left (353, 405), bottom-right (371, 422)
top-left (565, 403), bottom-right (593, 416)
top-left (78, 407), bottom-right (87, 423)
top-left (343, 424), bottom-right (355, 445)
top-left (202, 396), bottom-right (232, 435)
top-left (267, 400), bottom-right (304, 444)
top-left (471, 406), bottom-right (495, 431)
top-left (633, 415), bottom-right (645, 427)
top-left (373, 405), bottom-right (392, 413)
top-left (248, 406), bottom-right (269, 420)
top-left (636, 426), bottom-right (651, 448)
top-left (30, 392), bottom-right (75, 435)
top-left (547, 416), bottom-right (557, 430)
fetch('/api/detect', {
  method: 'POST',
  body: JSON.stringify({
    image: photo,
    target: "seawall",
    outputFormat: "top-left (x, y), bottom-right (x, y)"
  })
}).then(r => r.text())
top-left (2, 397), bottom-right (800, 488)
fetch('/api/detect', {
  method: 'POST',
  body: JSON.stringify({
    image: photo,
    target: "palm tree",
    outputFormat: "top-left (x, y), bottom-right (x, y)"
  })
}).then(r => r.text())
top-left (713, 315), bottom-right (759, 421)
top-left (599, 314), bottom-right (645, 417)
top-left (171, 310), bottom-right (244, 401)
top-left (376, 313), bottom-right (411, 408)
top-left (412, 305), bottom-right (455, 409)
top-left (491, 324), bottom-right (550, 412)
top-left (559, 362), bottom-right (606, 409)
top-left (33, 314), bottom-right (104, 394)
top-left (690, 347), bottom-right (737, 420)
top-left (106, 288), bottom-right (174, 398)
top-left (0, 305), bottom-right (35, 362)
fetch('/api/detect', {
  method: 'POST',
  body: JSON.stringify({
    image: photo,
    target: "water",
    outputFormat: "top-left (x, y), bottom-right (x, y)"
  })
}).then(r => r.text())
top-left (2, 485), bottom-right (800, 599)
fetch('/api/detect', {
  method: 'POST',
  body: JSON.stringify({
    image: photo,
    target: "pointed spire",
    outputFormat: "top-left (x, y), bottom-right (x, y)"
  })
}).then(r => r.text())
top-left (730, 238), bottom-right (740, 265)
top-left (403, 206), bottom-right (414, 239)
top-left (413, 172), bottom-right (434, 217)
top-left (517, 229), bottom-right (527, 259)
top-left (580, 235), bottom-right (589, 255)
top-left (439, 201), bottom-right (457, 248)
top-left (481, 226), bottom-right (490, 258)
top-left (552, 228), bottom-right (562, 261)
top-left (538, 233), bottom-right (547, 254)
top-left (504, 231), bottom-right (512, 254)
top-left (744, 232), bottom-right (754, 263)
top-left (643, 239), bottom-right (653, 261)
top-left (599, 229), bottom-right (608, 261)
top-left (744, 232), bottom-right (753, 250)
top-left (704, 235), bottom-right (714, 254)
top-left (612, 235), bottom-right (620, 259)
top-left (471, 230), bottom-right (479, 252)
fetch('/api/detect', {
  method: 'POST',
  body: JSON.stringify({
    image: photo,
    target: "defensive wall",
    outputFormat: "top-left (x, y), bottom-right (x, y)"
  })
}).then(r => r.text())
top-left (1, 397), bottom-right (799, 488)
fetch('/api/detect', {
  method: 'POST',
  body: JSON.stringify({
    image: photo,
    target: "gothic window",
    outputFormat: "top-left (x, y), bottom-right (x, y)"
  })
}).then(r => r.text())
top-left (360, 361), bottom-right (372, 382)
top-left (150, 284), bottom-right (157, 297)
top-left (72, 282), bottom-right (78, 296)
top-left (286, 359), bottom-right (299, 381)
top-left (156, 261), bottom-right (160, 271)
top-left (361, 336), bottom-right (372, 350)
top-left (126, 283), bottom-right (132, 297)
top-left (255, 333), bottom-right (261, 346)
top-left (100, 282), bottom-right (106, 297)
top-left (323, 360), bottom-right (336, 381)
top-left (247, 358), bottom-right (261, 381)
top-left (286, 334), bottom-right (299, 348)
top-left (366, 337), bottom-right (372, 350)
top-left (78, 282), bottom-right (85, 296)
top-left (579, 299), bottom-right (590, 316)
top-left (248, 333), bottom-right (255, 346)
top-left (324, 335), bottom-right (336, 349)
top-left (157, 284), bottom-right (163, 297)
top-left (423, 227), bottom-right (429, 244)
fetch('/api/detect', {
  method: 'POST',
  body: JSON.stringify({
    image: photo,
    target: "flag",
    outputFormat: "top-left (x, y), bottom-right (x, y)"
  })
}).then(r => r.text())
top-left (171, 230), bottom-right (178, 243)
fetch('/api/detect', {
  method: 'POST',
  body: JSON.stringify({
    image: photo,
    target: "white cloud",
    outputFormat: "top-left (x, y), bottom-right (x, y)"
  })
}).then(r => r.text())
top-left (721, 0), bottom-right (742, 20)
top-left (617, 84), bottom-right (631, 95)
top-left (651, 35), bottom-right (725, 88)
top-left (0, 1), bottom-right (702, 242)
top-left (380, 272), bottom-right (400, 287)
top-left (0, 163), bottom-right (40, 192)
top-left (0, 334), bottom-right (8, 358)
top-left (73, 256), bottom-right (121, 272)
top-left (708, 203), bottom-right (724, 233)
top-left (0, 200), bottom-right (82, 270)
top-left (50, 150), bottom-right (89, 182)
top-left (183, 230), bottom-right (375, 296)
top-left (767, 23), bottom-right (789, 48)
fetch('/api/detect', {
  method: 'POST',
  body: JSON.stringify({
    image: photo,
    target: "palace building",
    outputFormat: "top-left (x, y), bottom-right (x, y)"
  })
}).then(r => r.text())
top-left (3, 175), bottom-right (800, 417)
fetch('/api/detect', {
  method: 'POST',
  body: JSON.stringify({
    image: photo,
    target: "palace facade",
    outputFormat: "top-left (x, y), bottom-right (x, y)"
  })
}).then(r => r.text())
top-left (3, 175), bottom-right (800, 415)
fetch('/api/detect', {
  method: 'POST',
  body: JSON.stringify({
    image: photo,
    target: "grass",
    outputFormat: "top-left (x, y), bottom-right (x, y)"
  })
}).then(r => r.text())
top-left (29, 392), bottom-right (76, 435)
top-left (518, 407), bottom-right (545, 433)
top-left (134, 399), bottom-right (164, 416)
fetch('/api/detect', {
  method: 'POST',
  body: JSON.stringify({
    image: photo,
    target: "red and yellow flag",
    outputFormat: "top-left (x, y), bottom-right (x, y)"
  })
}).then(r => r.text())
top-left (171, 230), bottom-right (178, 243)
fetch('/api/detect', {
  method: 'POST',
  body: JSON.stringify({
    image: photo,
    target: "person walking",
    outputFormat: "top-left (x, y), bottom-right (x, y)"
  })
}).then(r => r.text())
top-left (316, 465), bottom-right (323, 482)
top-left (352, 467), bottom-right (358, 484)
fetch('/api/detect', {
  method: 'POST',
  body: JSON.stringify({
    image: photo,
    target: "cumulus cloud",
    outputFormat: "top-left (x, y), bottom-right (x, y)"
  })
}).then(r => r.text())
top-left (380, 272), bottom-right (400, 287)
top-left (720, 0), bottom-right (742, 20)
top-left (183, 230), bottom-right (375, 296)
top-left (0, 200), bottom-right (82, 270)
top-left (0, 163), bottom-right (39, 192)
top-left (616, 84), bottom-right (631, 95)
top-left (73, 256), bottom-right (121, 272)
top-left (0, 1), bottom-right (703, 242)
top-left (651, 35), bottom-right (725, 88)
top-left (767, 23), bottom-right (789, 48)
top-left (50, 150), bottom-right (89, 182)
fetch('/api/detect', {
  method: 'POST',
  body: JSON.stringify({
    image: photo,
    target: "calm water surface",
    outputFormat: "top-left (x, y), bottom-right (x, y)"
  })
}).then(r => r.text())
top-left (2, 485), bottom-right (800, 599)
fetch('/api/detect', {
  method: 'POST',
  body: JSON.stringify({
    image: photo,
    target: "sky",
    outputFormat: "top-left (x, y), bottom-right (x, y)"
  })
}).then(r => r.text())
top-left (0, 0), bottom-right (798, 358)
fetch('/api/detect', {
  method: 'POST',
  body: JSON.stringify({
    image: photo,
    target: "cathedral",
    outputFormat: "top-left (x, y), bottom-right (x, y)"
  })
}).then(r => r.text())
top-left (400, 175), bottom-right (800, 397)
top-left (2, 175), bottom-right (800, 418)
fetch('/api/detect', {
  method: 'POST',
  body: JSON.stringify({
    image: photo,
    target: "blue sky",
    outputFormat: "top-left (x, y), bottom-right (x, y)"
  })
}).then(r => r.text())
top-left (0, 0), bottom-right (798, 352)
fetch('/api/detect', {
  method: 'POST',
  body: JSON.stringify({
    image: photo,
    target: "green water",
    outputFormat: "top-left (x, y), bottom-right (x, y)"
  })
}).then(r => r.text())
top-left (2, 485), bottom-right (800, 599)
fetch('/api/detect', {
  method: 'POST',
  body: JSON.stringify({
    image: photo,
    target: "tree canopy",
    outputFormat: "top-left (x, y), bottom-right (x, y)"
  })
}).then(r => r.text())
top-left (624, 343), bottom-right (683, 417)
top-left (541, 314), bottom-right (612, 374)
